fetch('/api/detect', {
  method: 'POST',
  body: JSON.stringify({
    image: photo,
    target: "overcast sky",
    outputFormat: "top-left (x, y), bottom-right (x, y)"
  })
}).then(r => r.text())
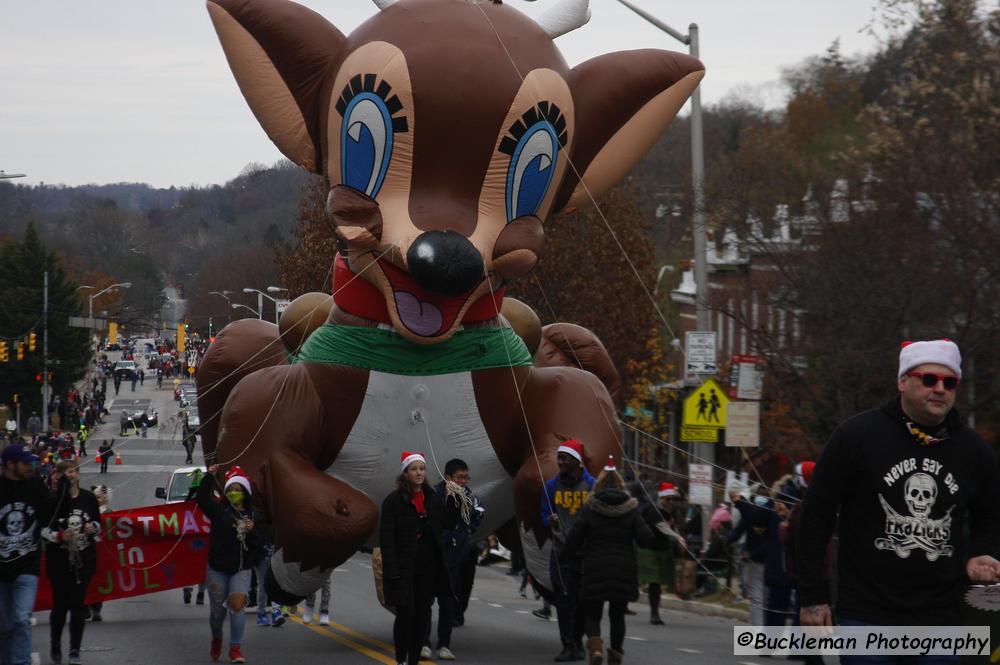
top-left (0, 0), bottom-right (885, 188)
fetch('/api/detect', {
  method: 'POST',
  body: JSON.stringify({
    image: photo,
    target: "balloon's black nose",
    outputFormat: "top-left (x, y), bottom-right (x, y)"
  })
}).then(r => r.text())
top-left (406, 231), bottom-right (484, 297)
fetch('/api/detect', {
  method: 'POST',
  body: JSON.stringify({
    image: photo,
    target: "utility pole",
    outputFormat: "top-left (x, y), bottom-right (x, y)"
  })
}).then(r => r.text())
top-left (42, 271), bottom-right (50, 433)
top-left (688, 23), bottom-right (709, 333)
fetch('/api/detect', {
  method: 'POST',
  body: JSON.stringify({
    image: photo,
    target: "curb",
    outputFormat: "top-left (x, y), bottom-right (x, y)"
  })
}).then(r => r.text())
top-left (660, 595), bottom-right (749, 622)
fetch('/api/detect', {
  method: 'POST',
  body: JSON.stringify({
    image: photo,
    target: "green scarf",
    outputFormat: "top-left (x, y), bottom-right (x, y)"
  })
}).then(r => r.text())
top-left (292, 324), bottom-right (533, 376)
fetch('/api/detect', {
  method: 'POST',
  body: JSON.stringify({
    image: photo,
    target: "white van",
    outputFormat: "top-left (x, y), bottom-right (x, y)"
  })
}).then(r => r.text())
top-left (154, 466), bottom-right (207, 503)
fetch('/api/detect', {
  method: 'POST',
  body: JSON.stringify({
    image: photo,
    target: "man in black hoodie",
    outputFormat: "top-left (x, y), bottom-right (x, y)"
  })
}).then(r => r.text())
top-left (0, 444), bottom-right (51, 665)
top-left (729, 490), bottom-right (771, 626)
top-left (798, 340), bottom-right (1000, 652)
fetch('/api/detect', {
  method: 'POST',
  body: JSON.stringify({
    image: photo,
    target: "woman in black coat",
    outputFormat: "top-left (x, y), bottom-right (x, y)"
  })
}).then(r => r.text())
top-left (380, 452), bottom-right (458, 665)
top-left (561, 461), bottom-right (655, 665)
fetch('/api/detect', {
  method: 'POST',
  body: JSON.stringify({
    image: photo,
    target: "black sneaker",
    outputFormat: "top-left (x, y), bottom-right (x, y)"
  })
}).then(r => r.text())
top-left (51, 645), bottom-right (62, 664)
top-left (650, 615), bottom-right (664, 625)
top-left (553, 646), bottom-right (575, 662)
top-left (68, 650), bottom-right (82, 665)
top-left (196, 591), bottom-right (205, 605)
top-left (183, 588), bottom-right (192, 605)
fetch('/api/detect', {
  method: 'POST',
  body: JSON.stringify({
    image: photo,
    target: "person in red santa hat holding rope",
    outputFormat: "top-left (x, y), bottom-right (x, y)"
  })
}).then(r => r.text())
top-left (379, 452), bottom-right (459, 665)
top-left (200, 464), bottom-right (265, 663)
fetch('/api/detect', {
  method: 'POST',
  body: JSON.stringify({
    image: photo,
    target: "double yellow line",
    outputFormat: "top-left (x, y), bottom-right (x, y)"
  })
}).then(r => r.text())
top-left (289, 613), bottom-right (405, 664)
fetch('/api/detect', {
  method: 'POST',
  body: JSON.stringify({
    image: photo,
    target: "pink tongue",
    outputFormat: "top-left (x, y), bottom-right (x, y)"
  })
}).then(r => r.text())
top-left (394, 291), bottom-right (444, 337)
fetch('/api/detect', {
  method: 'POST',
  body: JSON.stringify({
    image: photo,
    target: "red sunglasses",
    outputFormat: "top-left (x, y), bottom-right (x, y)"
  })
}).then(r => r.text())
top-left (907, 371), bottom-right (959, 391)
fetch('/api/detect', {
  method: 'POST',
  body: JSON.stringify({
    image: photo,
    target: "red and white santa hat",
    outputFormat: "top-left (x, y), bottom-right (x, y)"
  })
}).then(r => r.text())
top-left (603, 455), bottom-right (617, 472)
top-left (224, 466), bottom-right (252, 496)
top-left (658, 482), bottom-right (678, 498)
top-left (794, 461), bottom-right (815, 489)
top-left (400, 451), bottom-right (426, 473)
top-left (557, 439), bottom-right (584, 463)
top-left (898, 339), bottom-right (961, 379)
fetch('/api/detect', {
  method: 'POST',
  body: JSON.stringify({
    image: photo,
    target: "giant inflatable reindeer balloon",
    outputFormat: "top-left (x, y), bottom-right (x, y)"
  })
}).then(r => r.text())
top-left (198, 0), bottom-right (703, 600)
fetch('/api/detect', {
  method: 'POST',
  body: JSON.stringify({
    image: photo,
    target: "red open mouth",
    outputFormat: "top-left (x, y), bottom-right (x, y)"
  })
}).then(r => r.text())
top-left (332, 254), bottom-right (504, 338)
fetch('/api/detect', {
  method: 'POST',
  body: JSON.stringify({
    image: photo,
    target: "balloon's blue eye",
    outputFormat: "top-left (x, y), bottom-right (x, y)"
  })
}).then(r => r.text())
top-left (499, 102), bottom-right (568, 222)
top-left (336, 74), bottom-right (409, 199)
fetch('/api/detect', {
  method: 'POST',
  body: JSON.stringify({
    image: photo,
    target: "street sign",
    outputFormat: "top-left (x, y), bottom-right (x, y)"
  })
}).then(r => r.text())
top-left (682, 377), bottom-right (729, 429)
top-left (726, 402), bottom-right (761, 447)
top-left (680, 426), bottom-right (719, 443)
top-left (276, 298), bottom-right (291, 315)
top-left (68, 316), bottom-right (107, 330)
top-left (688, 463), bottom-right (714, 506)
top-left (732, 354), bottom-right (764, 400)
top-left (685, 331), bottom-right (717, 375)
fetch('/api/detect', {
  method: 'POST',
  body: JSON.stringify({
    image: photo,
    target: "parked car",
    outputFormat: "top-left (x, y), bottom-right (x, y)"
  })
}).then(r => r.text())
top-left (155, 466), bottom-right (207, 503)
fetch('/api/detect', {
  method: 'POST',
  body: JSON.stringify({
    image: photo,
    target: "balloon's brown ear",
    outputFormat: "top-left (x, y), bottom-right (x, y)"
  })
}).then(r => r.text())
top-left (553, 49), bottom-right (704, 211)
top-left (207, 0), bottom-right (346, 173)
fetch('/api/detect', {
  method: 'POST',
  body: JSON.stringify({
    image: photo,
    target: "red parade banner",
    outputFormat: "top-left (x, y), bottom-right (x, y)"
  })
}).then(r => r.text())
top-left (34, 501), bottom-right (210, 611)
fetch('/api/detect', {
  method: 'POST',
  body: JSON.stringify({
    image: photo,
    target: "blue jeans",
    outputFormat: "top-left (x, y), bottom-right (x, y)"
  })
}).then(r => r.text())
top-left (0, 574), bottom-right (39, 665)
top-left (838, 618), bottom-right (960, 665)
top-left (206, 567), bottom-right (251, 646)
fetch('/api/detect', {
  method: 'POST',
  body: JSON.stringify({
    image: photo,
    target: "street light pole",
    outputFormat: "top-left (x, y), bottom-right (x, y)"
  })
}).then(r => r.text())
top-left (89, 282), bottom-right (132, 321)
top-left (42, 272), bottom-right (48, 433)
top-left (243, 288), bottom-right (276, 323)
top-left (231, 303), bottom-right (260, 318)
top-left (266, 286), bottom-right (288, 325)
top-left (613, 0), bottom-right (709, 332)
top-left (209, 291), bottom-right (233, 322)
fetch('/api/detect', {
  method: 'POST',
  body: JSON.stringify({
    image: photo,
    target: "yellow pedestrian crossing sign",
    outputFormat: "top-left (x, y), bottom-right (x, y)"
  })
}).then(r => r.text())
top-left (683, 378), bottom-right (729, 429)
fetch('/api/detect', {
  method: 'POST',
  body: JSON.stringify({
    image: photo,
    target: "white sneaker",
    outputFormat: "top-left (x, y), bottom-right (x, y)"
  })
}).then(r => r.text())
top-left (420, 646), bottom-right (432, 660)
top-left (319, 613), bottom-right (330, 626)
top-left (438, 646), bottom-right (456, 660)
top-left (302, 610), bottom-right (313, 624)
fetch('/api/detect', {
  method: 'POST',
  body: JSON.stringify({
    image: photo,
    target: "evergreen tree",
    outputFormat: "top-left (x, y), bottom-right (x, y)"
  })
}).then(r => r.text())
top-left (0, 222), bottom-right (90, 416)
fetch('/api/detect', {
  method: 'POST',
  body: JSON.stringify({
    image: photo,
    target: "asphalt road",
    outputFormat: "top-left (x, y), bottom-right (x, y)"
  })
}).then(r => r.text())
top-left (29, 370), bottom-right (762, 665)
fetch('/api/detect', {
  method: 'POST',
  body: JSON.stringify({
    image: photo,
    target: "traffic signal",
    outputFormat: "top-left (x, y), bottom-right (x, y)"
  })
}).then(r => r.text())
top-left (28, 331), bottom-right (36, 352)
top-left (0, 342), bottom-right (7, 362)
top-left (35, 373), bottom-right (42, 383)
top-left (16, 342), bottom-right (23, 361)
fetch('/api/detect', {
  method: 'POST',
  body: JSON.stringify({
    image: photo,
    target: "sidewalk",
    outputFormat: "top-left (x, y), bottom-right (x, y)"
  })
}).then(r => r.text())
top-left (657, 592), bottom-right (749, 622)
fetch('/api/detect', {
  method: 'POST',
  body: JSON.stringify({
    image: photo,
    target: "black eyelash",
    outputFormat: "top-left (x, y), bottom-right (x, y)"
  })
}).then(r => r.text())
top-left (498, 101), bottom-right (567, 156)
top-left (335, 74), bottom-right (409, 134)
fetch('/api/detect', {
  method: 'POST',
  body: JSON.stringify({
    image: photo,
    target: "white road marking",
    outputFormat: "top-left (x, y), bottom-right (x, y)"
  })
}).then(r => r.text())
top-left (677, 648), bottom-right (701, 653)
top-left (739, 661), bottom-right (764, 665)
top-left (625, 636), bottom-right (648, 642)
top-left (516, 610), bottom-right (530, 614)
top-left (31, 653), bottom-right (39, 665)
top-left (488, 603), bottom-right (503, 608)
